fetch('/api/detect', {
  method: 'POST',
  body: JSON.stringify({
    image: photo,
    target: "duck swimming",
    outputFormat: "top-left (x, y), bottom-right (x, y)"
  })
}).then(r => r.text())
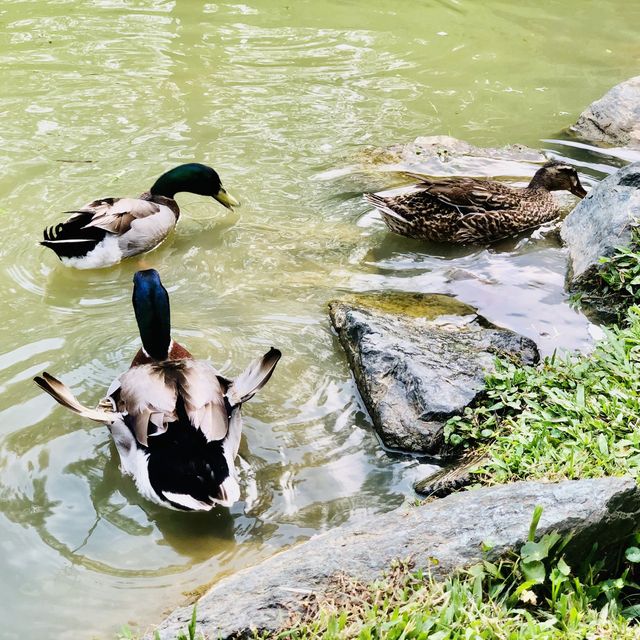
top-left (41, 163), bottom-right (239, 269)
top-left (364, 160), bottom-right (587, 244)
top-left (34, 269), bottom-right (281, 511)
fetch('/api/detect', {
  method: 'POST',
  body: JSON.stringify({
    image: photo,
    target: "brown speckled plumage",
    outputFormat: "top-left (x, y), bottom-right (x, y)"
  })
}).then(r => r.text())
top-left (364, 160), bottom-right (587, 244)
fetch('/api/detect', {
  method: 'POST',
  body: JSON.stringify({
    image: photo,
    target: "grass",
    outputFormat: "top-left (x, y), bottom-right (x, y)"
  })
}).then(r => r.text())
top-left (270, 507), bottom-right (640, 640)
top-left (444, 306), bottom-right (640, 485)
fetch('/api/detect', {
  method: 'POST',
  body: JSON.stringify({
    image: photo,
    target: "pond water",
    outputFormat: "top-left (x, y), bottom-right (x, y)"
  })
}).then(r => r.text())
top-left (1, 1), bottom-right (639, 638)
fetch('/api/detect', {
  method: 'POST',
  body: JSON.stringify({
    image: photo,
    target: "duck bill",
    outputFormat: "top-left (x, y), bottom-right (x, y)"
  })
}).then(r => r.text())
top-left (570, 184), bottom-right (588, 198)
top-left (213, 188), bottom-right (240, 209)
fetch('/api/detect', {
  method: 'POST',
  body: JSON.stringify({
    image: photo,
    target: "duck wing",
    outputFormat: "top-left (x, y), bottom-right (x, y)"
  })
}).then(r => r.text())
top-left (117, 360), bottom-right (228, 447)
top-left (81, 197), bottom-right (162, 235)
top-left (406, 174), bottom-right (519, 213)
top-left (33, 372), bottom-right (118, 423)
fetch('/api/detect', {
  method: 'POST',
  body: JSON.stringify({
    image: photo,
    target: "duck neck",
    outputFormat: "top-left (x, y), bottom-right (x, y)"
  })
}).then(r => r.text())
top-left (149, 170), bottom-right (179, 199)
top-left (132, 279), bottom-right (172, 361)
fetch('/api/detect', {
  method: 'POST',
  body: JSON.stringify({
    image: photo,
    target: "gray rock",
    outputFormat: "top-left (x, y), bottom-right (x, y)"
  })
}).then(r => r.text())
top-left (148, 477), bottom-right (640, 639)
top-left (328, 292), bottom-right (538, 454)
top-left (561, 162), bottom-right (640, 293)
top-left (571, 77), bottom-right (640, 148)
top-left (387, 135), bottom-right (546, 168)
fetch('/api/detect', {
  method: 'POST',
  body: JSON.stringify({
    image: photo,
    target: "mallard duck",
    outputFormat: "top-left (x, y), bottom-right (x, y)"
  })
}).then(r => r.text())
top-left (364, 160), bottom-right (587, 244)
top-left (33, 269), bottom-right (281, 511)
top-left (41, 163), bottom-right (239, 269)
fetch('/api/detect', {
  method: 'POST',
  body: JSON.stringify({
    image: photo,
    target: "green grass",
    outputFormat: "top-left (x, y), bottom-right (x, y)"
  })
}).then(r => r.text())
top-left (271, 508), bottom-right (640, 640)
top-left (444, 306), bottom-right (640, 485)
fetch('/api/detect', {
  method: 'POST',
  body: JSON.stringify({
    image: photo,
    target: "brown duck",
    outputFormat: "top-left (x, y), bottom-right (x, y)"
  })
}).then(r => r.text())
top-left (363, 160), bottom-right (587, 244)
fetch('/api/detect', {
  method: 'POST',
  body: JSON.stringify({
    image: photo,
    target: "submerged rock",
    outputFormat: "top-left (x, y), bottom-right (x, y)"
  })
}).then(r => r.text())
top-left (382, 134), bottom-right (546, 169)
top-left (328, 292), bottom-right (538, 454)
top-left (571, 76), bottom-right (640, 148)
top-left (561, 162), bottom-right (640, 314)
top-left (148, 477), bottom-right (640, 639)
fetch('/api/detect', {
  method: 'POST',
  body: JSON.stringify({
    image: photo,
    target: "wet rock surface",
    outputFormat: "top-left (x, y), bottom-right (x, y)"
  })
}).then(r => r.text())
top-left (328, 292), bottom-right (538, 454)
top-left (571, 76), bottom-right (640, 148)
top-left (148, 477), bottom-right (640, 639)
top-left (378, 134), bottom-right (546, 170)
top-left (561, 162), bottom-right (640, 308)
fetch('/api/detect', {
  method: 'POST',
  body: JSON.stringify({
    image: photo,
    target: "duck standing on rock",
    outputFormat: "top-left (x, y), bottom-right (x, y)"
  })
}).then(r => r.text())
top-left (41, 163), bottom-right (239, 269)
top-left (364, 160), bottom-right (587, 244)
top-left (33, 269), bottom-right (281, 511)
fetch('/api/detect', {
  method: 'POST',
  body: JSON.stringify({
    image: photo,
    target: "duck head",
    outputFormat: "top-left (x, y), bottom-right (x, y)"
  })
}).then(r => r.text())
top-left (132, 269), bottom-right (171, 361)
top-left (150, 163), bottom-right (240, 208)
top-left (528, 160), bottom-right (587, 198)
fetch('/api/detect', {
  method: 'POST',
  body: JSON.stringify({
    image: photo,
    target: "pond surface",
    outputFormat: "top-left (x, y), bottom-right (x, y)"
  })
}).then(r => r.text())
top-left (1, 1), bottom-right (639, 638)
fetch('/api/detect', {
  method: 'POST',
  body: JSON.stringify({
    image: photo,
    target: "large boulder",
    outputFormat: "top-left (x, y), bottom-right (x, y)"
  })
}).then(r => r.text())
top-left (328, 292), bottom-right (538, 454)
top-left (561, 162), bottom-right (640, 297)
top-left (148, 477), bottom-right (640, 639)
top-left (571, 77), bottom-right (640, 148)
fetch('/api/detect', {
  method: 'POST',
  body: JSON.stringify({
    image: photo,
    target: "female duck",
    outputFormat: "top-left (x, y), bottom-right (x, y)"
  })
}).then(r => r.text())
top-left (34, 269), bottom-right (281, 511)
top-left (41, 163), bottom-right (239, 269)
top-left (364, 160), bottom-right (587, 244)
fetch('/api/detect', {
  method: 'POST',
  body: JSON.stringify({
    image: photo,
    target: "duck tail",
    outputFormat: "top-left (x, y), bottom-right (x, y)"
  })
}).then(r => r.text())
top-left (363, 193), bottom-right (409, 223)
top-left (33, 372), bottom-right (116, 423)
top-left (41, 212), bottom-right (106, 260)
top-left (226, 347), bottom-right (281, 407)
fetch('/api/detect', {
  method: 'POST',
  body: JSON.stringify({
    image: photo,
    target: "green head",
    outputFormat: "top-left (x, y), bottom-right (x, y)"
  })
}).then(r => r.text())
top-left (149, 163), bottom-right (239, 208)
top-left (132, 269), bottom-right (171, 361)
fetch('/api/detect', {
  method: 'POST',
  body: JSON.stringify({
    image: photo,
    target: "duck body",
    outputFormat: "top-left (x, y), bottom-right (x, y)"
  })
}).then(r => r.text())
top-left (364, 160), bottom-right (587, 244)
top-left (34, 270), bottom-right (281, 511)
top-left (42, 163), bottom-right (239, 269)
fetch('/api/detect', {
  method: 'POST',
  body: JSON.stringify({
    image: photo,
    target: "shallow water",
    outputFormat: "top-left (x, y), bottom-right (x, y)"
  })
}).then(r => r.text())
top-left (1, 1), bottom-right (639, 637)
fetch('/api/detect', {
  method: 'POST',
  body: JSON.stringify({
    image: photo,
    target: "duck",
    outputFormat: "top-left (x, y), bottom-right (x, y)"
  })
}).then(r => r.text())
top-left (33, 269), bottom-right (281, 511)
top-left (41, 163), bottom-right (239, 269)
top-left (363, 160), bottom-right (587, 244)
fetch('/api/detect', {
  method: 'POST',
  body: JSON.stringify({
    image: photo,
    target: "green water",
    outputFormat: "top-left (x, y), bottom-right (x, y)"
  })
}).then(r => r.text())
top-left (1, 1), bottom-right (639, 637)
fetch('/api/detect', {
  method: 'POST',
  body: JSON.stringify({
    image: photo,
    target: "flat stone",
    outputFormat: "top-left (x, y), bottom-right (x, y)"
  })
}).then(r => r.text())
top-left (328, 292), bottom-right (538, 454)
top-left (389, 135), bottom-right (546, 167)
top-left (561, 162), bottom-right (640, 298)
top-left (571, 76), bottom-right (640, 148)
top-left (148, 477), bottom-right (640, 639)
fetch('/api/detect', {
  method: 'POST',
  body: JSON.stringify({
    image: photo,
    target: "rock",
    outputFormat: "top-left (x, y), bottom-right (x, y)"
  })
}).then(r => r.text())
top-left (386, 135), bottom-right (546, 169)
top-left (571, 77), bottom-right (640, 148)
top-left (328, 292), bottom-right (538, 454)
top-left (148, 477), bottom-right (640, 639)
top-left (561, 162), bottom-right (640, 299)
